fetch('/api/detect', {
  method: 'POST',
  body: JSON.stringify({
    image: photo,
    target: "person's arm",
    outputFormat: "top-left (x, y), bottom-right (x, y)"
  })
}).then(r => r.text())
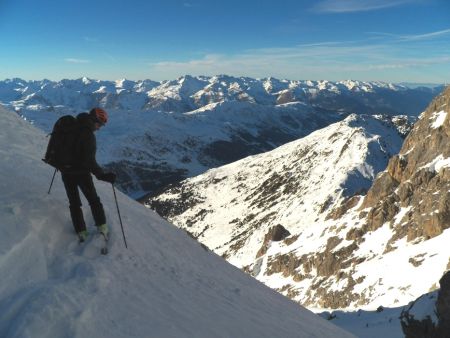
top-left (83, 132), bottom-right (116, 183)
top-left (79, 131), bottom-right (104, 177)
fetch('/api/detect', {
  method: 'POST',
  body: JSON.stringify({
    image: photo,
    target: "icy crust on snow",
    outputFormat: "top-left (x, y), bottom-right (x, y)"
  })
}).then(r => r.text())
top-left (0, 106), bottom-right (355, 338)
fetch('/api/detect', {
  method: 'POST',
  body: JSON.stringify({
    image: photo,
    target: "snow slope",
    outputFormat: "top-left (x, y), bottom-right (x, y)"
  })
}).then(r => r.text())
top-left (0, 105), bottom-right (355, 337)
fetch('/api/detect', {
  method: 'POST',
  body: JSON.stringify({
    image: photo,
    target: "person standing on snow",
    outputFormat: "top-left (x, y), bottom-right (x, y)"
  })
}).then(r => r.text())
top-left (62, 108), bottom-right (116, 242)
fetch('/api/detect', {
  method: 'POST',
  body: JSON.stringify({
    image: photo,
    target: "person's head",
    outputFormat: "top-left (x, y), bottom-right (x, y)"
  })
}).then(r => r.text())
top-left (89, 108), bottom-right (108, 130)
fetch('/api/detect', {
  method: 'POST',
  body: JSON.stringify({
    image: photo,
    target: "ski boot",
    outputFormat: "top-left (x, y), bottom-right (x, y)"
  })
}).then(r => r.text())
top-left (78, 230), bottom-right (89, 243)
top-left (98, 224), bottom-right (109, 238)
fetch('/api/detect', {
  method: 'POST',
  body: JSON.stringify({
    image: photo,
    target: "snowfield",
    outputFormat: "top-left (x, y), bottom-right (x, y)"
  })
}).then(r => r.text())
top-left (0, 105), bottom-right (355, 337)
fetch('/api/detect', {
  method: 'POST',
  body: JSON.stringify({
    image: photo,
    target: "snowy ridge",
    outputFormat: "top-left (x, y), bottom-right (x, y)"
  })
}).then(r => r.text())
top-left (147, 113), bottom-right (404, 266)
top-left (145, 112), bottom-right (406, 265)
top-left (0, 105), bottom-right (356, 337)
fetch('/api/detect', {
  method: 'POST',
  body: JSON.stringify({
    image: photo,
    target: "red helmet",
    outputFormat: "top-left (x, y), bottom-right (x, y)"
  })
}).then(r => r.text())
top-left (89, 107), bottom-right (108, 125)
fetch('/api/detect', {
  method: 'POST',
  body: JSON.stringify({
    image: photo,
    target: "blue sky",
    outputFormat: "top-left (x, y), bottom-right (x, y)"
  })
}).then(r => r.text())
top-left (1, 0), bottom-right (449, 83)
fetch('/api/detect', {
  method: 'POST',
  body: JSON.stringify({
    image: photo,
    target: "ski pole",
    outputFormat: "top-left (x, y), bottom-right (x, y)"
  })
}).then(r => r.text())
top-left (112, 184), bottom-right (128, 249)
top-left (47, 168), bottom-right (57, 194)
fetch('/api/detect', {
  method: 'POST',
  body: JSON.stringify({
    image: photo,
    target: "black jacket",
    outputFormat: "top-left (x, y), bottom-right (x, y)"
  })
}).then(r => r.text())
top-left (74, 113), bottom-right (104, 177)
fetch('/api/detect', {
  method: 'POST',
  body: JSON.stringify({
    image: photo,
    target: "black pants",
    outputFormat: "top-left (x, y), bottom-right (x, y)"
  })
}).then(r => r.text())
top-left (61, 172), bottom-right (106, 233)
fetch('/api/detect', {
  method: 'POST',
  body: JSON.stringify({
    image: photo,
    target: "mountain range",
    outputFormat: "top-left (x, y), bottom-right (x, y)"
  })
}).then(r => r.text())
top-left (0, 76), bottom-right (443, 198)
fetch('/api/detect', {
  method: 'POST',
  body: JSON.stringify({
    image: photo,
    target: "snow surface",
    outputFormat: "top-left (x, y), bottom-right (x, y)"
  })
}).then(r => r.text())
top-left (404, 292), bottom-right (438, 324)
top-left (419, 154), bottom-right (450, 172)
top-left (0, 105), bottom-right (355, 338)
top-left (319, 306), bottom-right (407, 338)
top-left (429, 110), bottom-right (447, 129)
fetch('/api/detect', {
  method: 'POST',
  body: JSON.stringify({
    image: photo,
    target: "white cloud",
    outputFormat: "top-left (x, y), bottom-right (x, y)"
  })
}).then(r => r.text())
top-left (369, 28), bottom-right (450, 42)
top-left (313, 0), bottom-right (423, 13)
top-left (146, 38), bottom-right (450, 82)
top-left (400, 28), bottom-right (450, 41)
top-left (65, 58), bottom-right (90, 64)
top-left (339, 56), bottom-right (450, 72)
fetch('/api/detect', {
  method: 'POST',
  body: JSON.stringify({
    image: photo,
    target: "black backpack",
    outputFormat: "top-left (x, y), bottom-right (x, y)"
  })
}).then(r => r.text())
top-left (43, 115), bottom-right (80, 171)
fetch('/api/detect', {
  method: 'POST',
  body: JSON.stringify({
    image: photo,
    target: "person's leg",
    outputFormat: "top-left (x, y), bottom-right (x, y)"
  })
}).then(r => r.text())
top-left (61, 173), bottom-right (86, 233)
top-left (78, 174), bottom-right (106, 227)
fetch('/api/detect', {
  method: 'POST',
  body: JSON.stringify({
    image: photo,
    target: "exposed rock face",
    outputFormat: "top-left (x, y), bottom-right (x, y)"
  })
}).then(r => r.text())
top-left (264, 237), bottom-right (365, 309)
top-left (256, 225), bottom-right (291, 258)
top-left (401, 316), bottom-right (437, 338)
top-left (361, 86), bottom-right (450, 243)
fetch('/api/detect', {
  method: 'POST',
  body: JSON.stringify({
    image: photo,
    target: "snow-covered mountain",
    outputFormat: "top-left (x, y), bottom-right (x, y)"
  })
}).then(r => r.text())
top-left (145, 113), bottom-right (408, 287)
top-left (0, 104), bottom-right (356, 337)
top-left (0, 76), bottom-right (442, 198)
top-left (146, 113), bottom-right (407, 260)
top-left (146, 86), bottom-right (450, 336)
top-left (1, 76), bottom-right (441, 115)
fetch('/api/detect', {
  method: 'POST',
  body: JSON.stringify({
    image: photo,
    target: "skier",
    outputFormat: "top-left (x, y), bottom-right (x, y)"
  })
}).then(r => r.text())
top-left (61, 108), bottom-right (116, 242)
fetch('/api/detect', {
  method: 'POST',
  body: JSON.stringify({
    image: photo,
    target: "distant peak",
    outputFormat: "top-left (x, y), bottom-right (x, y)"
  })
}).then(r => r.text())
top-left (81, 76), bottom-right (92, 84)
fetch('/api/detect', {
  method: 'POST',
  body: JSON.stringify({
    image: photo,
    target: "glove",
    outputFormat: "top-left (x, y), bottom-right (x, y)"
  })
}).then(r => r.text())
top-left (98, 172), bottom-right (116, 183)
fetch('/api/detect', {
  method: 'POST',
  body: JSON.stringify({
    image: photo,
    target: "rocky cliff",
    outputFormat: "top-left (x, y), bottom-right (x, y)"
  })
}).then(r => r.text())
top-left (360, 86), bottom-right (450, 247)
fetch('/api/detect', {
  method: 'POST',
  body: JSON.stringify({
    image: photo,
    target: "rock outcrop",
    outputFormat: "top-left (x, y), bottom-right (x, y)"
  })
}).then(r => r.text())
top-left (256, 225), bottom-right (291, 258)
top-left (361, 86), bottom-right (450, 244)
